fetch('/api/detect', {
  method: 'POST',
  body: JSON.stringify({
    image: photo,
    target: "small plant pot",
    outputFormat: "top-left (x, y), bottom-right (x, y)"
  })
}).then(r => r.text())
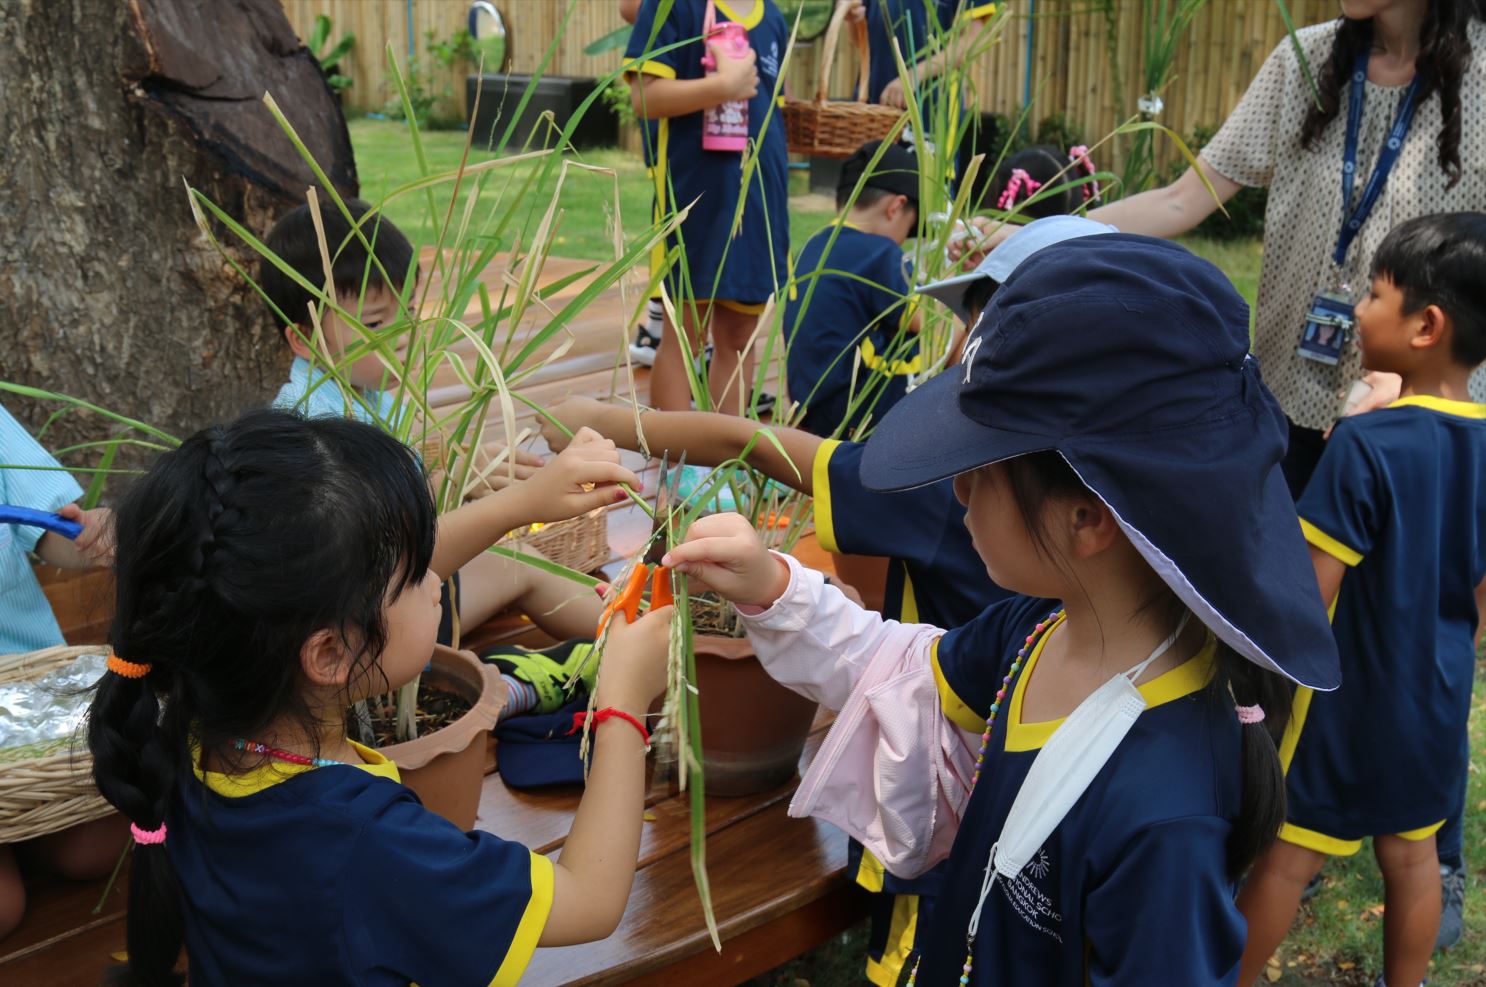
top-left (379, 646), bottom-right (505, 830)
top-left (691, 634), bottom-right (818, 797)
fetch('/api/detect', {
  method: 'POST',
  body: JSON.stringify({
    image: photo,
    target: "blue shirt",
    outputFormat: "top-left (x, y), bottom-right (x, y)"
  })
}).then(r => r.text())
top-left (864, 0), bottom-right (997, 108)
top-left (625, 0), bottom-right (790, 304)
top-left (172, 743), bottom-right (551, 986)
top-left (1286, 396), bottom-right (1486, 841)
top-left (813, 438), bottom-right (1007, 629)
top-left (0, 404), bottom-right (84, 653)
top-left (273, 356), bottom-right (400, 427)
top-left (923, 596), bottom-right (1245, 986)
top-left (786, 224), bottom-right (918, 436)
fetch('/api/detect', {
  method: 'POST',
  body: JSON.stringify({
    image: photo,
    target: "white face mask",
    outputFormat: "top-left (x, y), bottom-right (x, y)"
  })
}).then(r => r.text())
top-left (966, 612), bottom-right (1191, 941)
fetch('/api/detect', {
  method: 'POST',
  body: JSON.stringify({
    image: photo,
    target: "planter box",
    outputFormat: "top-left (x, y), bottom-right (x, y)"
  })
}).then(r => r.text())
top-left (466, 74), bottom-right (618, 151)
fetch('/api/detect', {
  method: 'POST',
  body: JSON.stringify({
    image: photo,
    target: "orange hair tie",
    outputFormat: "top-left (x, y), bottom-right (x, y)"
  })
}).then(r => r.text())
top-left (107, 655), bottom-right (153, 679)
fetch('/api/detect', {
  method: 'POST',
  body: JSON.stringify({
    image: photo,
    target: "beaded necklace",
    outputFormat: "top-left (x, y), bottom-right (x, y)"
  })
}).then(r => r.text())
top-left (905, 608), bottom-right (1062, 987)
top-left (233, 738), bottom-right (340, 768)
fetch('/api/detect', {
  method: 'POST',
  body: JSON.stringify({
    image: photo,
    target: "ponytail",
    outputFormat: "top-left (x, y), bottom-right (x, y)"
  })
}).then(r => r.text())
top-left (88, 665), bottom-right (185, 986)
top-left (1207, 644), bottom-right (1294, 880)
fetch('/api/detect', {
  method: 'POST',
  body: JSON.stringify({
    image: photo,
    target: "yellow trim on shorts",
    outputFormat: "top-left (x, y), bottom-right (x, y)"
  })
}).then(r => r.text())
top-left (854, 848), bottom-right (886, 893)
top-left (864, 893), bottom-right (919, 986)
top-left (1279, 819), bottom-right (1445, 857)
top-left (694, 298), bottom-right (767, 315)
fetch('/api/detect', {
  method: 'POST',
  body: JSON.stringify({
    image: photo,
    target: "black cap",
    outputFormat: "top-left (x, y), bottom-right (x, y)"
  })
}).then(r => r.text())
top-left (838, 141), bottom-right (919, 204)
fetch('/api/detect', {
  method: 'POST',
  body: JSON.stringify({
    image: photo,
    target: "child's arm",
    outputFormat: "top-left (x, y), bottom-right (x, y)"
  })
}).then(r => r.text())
top-left (664, 514), bottom-right (970, 877)
top-left (430, 428), bottom-right (639, 580)
top-left (540, 398), bottom-right (824, 495)
top-left (33, 505), bottom-right (114, 570)
top-left (627, 40), bottom-right (758, 119)
top-left (538, 603), bottom-right (673, 944)
top-left (1310, 545), bottom-right (1345, 611)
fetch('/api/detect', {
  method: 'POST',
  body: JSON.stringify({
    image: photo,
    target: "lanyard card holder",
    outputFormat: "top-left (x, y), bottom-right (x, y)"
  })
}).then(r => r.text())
top-left (1297, 291), bottom-right (1355, 366)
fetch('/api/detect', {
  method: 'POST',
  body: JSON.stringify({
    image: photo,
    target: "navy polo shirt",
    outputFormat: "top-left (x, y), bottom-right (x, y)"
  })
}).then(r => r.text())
top-left (864, 0), bottom-right (998, 106)
top-left (813, 438), bottom-right (1009, 628)
top-left (170, 743), bottom-right (551, 986)
top-left (786, 224), bottom-right (918, 437)
top-left (1284, 397), bottom-right (1486, 848)
top-left (922, 596), bottom-right (1246, 985)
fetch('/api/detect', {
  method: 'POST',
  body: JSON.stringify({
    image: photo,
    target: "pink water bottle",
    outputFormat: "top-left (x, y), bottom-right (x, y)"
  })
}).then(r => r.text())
top-left (701, 4), bottom-right (750, 153)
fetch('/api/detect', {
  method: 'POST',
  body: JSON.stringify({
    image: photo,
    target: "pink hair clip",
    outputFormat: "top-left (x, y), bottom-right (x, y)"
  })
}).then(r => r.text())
top-left (1234, 704), bottom-right (1266, 725)
top-left (997, 168), bottom-right (1042, 210)
top-left (130, 822), bottom-right (167, 845)
top-left (1069, 145), bottom-right (1098, 202)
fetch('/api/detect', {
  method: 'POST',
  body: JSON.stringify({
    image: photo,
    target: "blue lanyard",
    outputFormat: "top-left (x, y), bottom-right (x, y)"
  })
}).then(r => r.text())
top-left (1336, 48), bottom-right (1426, 266)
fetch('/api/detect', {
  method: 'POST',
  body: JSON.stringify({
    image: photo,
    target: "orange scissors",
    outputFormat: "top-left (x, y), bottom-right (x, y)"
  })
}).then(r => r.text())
top-left (597, 452), bottom-right (685, 637)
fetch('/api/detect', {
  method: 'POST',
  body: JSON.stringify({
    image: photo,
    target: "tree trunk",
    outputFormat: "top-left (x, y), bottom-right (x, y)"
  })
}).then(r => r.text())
top-left (0, 0), bottom-right (357, 469)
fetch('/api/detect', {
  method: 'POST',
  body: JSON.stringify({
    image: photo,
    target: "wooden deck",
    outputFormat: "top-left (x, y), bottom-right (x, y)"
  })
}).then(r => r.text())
top-left (3, 253), bottom-right (866, 985)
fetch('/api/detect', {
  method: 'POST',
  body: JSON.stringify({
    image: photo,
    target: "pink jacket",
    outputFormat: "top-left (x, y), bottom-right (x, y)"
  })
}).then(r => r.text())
top-left (737, 553), bottom-right (984, 879)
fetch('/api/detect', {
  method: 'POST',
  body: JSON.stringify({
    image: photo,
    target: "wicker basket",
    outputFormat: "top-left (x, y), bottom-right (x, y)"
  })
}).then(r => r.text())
top-left (0, 646), bottom-right (113, 844)
top-left (783, 1), bottom-right (905, 158)
top-left (504, 508), bottom-right (611, 575)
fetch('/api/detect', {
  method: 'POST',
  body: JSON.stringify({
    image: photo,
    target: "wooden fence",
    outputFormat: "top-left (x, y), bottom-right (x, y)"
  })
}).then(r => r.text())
top-left (279, 0), bottom-right (1338, 167)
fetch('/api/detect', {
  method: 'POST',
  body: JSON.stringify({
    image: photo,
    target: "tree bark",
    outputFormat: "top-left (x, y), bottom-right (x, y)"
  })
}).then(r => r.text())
top-left (0, 0), bottom-right (357, 467)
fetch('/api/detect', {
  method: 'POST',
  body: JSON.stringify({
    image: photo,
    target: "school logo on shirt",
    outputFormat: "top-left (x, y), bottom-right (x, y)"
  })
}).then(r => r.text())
top-left (760, 41), bottom-right (780, 78)
top-left (1000, 846), bottom-right (1064, 942)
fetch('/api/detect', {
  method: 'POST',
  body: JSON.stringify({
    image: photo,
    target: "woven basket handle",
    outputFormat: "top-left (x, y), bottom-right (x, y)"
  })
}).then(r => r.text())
top-left (815, 0), bottom-right (872, 104)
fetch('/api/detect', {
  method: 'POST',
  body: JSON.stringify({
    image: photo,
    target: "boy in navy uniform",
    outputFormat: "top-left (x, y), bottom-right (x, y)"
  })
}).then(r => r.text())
top-left (786, 141), bottom-right (921, 437)
top-left (1237, 213), bottom-right (1486, 987)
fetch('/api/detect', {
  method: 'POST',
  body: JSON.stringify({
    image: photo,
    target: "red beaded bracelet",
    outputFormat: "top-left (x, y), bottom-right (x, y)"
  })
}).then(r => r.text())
top-left (568, 708), bottom-right (651, 751)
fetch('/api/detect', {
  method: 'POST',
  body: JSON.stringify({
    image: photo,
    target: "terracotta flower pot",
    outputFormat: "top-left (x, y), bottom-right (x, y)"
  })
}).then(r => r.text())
top-left (379, 646), bottom-right (505, 830)
top-left (691, 634), bottom-right (818, 797)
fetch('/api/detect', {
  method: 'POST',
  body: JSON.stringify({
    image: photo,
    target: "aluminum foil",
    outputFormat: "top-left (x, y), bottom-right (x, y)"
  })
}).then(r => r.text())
top-left (0, 652), bottom-right (109, 751)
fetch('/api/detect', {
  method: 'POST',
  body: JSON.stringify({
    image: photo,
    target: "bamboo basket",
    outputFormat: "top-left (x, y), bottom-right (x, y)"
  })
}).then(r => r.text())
top-left (0, 646), bottom-right (113, 844)
top-left (783, 1), bottom-right (904, 158)
top-left (505, 508), bottom-right (611, 575)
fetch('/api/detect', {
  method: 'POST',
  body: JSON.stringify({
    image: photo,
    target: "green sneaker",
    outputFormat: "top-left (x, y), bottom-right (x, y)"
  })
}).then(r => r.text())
top-left (480, 638), bottom-right (597, 713)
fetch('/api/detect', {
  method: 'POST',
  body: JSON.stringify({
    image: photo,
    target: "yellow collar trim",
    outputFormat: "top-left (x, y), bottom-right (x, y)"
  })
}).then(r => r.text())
top-left (715, 0), bottom-right (764, 29)
top-left (1388, 395), bottom-right (1486, 419)
top-left (194, 740), bottom-right (399, 798)
top-left (1005, 616), bottom-right (1217, 753)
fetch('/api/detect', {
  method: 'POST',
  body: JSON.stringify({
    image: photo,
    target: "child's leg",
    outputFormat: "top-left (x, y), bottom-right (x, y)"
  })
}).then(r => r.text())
top-left (708, 304), bottom-right (758, 416)
top-left (1374, 833), bottom-right (1441, 987)
top-left (24, 814), bottom-right (129, 881)
top-left (649, 306), bottom-right (707, 412)
top-left (0, 846), bottom-right (24, 940)
top-left (456, 547), bottom-right (605, 640)
top-left (1235, 839), bottom-right (1327, 985)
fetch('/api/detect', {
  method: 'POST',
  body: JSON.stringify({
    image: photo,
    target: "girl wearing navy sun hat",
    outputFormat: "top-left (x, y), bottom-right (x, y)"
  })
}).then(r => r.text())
top-left (664, 234), bottom-right (1339, 985)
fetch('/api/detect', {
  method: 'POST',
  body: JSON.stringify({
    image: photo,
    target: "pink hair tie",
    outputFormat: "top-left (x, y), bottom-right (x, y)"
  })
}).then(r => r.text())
top-left (1069, 145), bottom-right (1098, 202)
top-left (1234, 704), bottom-right (1266, 725)
top-left (131, 822), bottom-right (167, 846)
top-left (997, 168), bottom-right (1042, 210)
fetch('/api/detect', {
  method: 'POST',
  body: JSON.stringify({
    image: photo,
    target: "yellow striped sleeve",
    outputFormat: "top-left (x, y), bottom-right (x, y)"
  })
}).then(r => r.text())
top-left (932, 637), bottom-right (987, 733)
top-left (625, 58), bottom-right (677, 79)
top-left (812, 439), bottom-right (842, 554)
top-left (1299, 518), bottom-right (1364, 567)
top-left (489, 853), bottom-right (555, 987)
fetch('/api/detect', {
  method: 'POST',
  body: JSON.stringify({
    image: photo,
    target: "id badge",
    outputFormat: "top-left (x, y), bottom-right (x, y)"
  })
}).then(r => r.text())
top-left (1297, 291), bottom-right (1355, 366)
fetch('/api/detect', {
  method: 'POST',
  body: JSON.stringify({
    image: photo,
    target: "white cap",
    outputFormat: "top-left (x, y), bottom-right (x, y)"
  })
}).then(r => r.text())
top-left (917, 216), bottom-right (1120, 322)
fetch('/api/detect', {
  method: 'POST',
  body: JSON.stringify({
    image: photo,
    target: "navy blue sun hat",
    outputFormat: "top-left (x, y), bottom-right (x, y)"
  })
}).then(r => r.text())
top-left (494, 695), bottom-right (590, 789)
top-left (861, 234), bottom-right (1339, 690)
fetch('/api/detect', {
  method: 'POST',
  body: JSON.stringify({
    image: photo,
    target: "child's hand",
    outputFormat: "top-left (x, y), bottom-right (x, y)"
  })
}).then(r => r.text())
top-left (595, 603), bottom-right (674, 715)
top-left (842, 0), bottom-right (866, 24)
top-left (540, 397), bottom-right (615, 453)
top-left (878, 78), bottom-right (908, 109)
top-left (712, 41), bottom-right (758, 102)
top-left (57, 505), bottom-right (115, 568)
top-left (662, 513), bottom-right (789, 609)
top-left (513, 427), bottom-right (639, 522)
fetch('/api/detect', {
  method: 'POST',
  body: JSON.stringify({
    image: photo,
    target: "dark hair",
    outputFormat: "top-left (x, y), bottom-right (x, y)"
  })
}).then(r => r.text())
top-left (991, 145), bottom-right (1097, 218)
top-left (1300, 1), bottom-right (1481, 189)
top-left (1002, 451), bottom-right (1292, 879)
top-left (86, 409), bottom-right (436, 987)
top-left (260, 197), bottom-right (418, 330)
top-left (838, 185), bottom-right (921, 226)
top-left (962, 276), bottom-right (999, 322)
top-left (1371, 212), bottom-right (1486, 366)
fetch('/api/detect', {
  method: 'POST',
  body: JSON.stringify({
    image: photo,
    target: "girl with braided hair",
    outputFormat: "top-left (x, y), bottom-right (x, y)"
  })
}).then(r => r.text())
top-left (86, 409), bottom-right (672, 986)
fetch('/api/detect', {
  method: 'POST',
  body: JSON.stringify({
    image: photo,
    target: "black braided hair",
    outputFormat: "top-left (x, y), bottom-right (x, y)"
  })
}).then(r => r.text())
top-left (1300, 0), bottom-right (1481, 189)
top-left (86, 409), bottom-right (435, 986)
